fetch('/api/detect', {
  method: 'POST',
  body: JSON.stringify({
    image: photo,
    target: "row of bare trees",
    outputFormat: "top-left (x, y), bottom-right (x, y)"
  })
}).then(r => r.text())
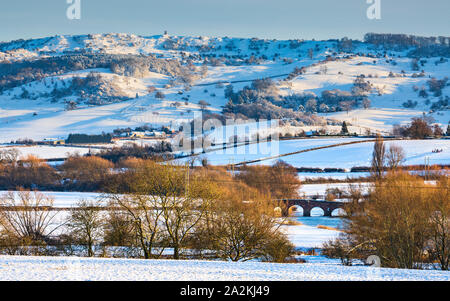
top-left (0, 145), bottom-right (172, 191)
top-left (0, 152), bottom-right (114, 191)
top-left (0, 161), bottom-right (297, 262)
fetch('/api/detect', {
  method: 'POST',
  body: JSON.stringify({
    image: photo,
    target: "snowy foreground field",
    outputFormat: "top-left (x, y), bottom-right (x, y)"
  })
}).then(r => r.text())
top-left (0, 256), bottom-right (448, 281)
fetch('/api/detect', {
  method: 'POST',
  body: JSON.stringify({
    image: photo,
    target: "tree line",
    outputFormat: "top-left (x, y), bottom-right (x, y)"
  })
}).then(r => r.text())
top-left (0, 144), bottom-right (172, 191)
top-left (0, 161), bottom-right (302, 262)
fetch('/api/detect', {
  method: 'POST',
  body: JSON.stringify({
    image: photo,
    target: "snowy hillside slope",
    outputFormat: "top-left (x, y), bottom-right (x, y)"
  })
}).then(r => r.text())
top-left (0, 33), bottom-right (448, 142)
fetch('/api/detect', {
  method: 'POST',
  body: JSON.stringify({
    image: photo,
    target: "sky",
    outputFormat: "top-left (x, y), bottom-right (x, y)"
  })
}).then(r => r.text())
top-left (0, 0), bottom-right (449, 42)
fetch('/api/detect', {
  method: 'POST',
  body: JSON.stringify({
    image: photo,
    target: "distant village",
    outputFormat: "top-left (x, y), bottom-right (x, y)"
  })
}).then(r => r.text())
top-left (16, 126), bottom-right (178, 146)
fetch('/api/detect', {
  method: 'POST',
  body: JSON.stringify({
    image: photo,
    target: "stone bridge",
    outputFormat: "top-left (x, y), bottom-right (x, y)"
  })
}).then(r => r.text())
top-left (277, 199), bottom-right (345, 217)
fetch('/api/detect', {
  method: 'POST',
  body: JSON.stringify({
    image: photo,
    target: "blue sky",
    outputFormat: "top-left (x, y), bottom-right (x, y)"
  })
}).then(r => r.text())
top-left (1, 0), bottom-right (449, 42)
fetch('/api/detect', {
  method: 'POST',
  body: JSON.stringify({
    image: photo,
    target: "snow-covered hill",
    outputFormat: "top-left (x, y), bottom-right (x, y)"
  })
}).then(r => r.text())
top-left (0, 33), bottom-right (449, 143)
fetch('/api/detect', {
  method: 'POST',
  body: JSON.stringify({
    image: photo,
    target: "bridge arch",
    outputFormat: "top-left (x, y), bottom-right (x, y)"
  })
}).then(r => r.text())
top-left (310, 207), bottom-right (325, 217)
top-left (288, 205), bottom-right (304, 217)
top-left (332, 208), bottom-right (346, 217)
top-left (274, 206), bottom-right (283, 217)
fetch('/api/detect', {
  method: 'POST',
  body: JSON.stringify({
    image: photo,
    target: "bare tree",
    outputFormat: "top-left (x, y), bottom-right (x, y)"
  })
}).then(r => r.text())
top-left (103, 209), bottom-right (135, 248)
top-left (343, 172), bottom-right (434, 269)
top-left (198, 196), bottom-right (291, 262)
top-left (428, 179), bottom-right (450, 270)
top-left (407, 117), bottom-right (433, 139)
top-left (0, 148), bottom-right (20, 164)
top-left (66, 200), bottom-right (104, 257)
top-left (159, 165), bottom-right (217, 259)
top-left (109, 161), bottom-right (218, 259)
top-left (385, 144), bottom-right (405, 170)
top-left (155, 91), bottom-right (165, 99)
top-left (320, 65), bottom-right (328, 75)
top-left (108, 192), bottom-right (166, 259)
top-left (108, 162), bottom-right (168, 259)
top-left (198, 100), bottom-right (210, 111)
top-left (433, 124), bottom-right (444, 137)
top-left (305, 98), bottom-right (317, 113)
top-left (371, 134), bottom-right (385, 179)
top-left (339, 101), bottom-right (354, 115)
top-left (0, 191), bottom-right (60, 246)
top-left (362, 98), bottom-right (371, 109)
top-left (322, 234), bottom-right (356, 266)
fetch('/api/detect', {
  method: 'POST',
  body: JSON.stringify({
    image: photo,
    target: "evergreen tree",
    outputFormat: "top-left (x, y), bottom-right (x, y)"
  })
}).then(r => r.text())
top-left (341, 121), bottom-right (349, 135)
top-left (447, 123), bottom-right (450, 136)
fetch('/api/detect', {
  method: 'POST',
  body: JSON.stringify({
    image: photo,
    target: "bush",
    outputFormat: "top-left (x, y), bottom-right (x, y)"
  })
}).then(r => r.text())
top-left (197, 196), bottom-right (292, 262)
top-left (260, 234), bottom-right (295, 263)
top-left (322, 235), bottom-right (357, 266)
top-left (61, 156), bottom-right (113, 190)
top-left (427, 77), bottom-right (448, 97)
top-left (155, 91), bottom-right (165, 99)
top-left (0, 156), bottom-right (59, 189)
top-left (236, 161), bottom-right (301, 199)
top-left (406, 117), bottom-right (433, 139)
top-left (402, 100), bottom-right (417, 108)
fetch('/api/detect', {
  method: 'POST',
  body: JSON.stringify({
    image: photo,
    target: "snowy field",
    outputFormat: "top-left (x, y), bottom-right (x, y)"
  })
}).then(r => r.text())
top-left (0, 256), bottom-right (448, 281)
top-left (282, 213), bottom-right (344, 249)
top-left (248, 139), bottom-right (450, 168)
top-left (0, 145), bottom-right (100, 160)
top-left (177, 137), bottom-right (368, 166)
top-left (0, 191), bottom-right (104, 208)
top-left (178, 138), bottom-right (450, 169)
top-left (3, 138), bottom-right (448, 168)
top-left (300, 183), bottom-right (372, 197)
top-left (297, 171), bottom-right (370, 180)
top-left (283, 223), bottom-right (340, 249)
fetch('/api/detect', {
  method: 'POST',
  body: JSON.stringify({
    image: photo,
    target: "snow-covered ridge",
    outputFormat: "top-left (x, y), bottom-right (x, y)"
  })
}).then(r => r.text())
top-left (0, 32), bottom-right (415, 62)
top-left (0, 33), bottom-right (333, 58)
